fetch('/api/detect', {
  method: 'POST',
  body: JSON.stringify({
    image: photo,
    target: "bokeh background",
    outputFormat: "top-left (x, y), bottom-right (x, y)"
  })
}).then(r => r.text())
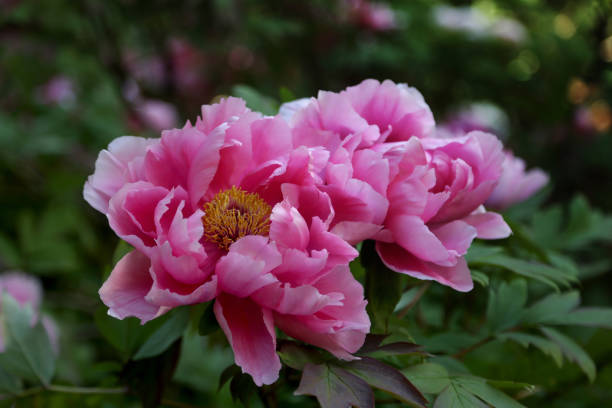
top-left (1, 0), bottom-right (611, 407)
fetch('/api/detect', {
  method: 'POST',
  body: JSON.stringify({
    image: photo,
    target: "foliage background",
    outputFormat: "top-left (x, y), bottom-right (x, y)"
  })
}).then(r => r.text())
top-left (1, 0), bottom-right (611, 407)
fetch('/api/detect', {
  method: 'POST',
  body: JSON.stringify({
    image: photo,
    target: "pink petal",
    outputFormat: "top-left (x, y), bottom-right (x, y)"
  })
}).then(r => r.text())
top-left (251, 283), bottom-right (343, 315)
top-left (99, 250), bottom-right (162, 323)
top-left (390, 214), bottom-right (451, 264)
top-left (462, 207), bottom-right (512, 239)
top-left (214, 294), bottom-right (280, 386)
top-left (377, 242), bottom-right (474, 292)
top-left (83, 136), bottom-right (155, 213)
top-left (216, 236), bottom-right (282, 298)
top-left (430, 220), bottom-right (478, 257)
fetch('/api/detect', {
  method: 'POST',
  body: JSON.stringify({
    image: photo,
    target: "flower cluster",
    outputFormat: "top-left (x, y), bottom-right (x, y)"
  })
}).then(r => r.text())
top-left (84, 79), bottom-right (541, 385)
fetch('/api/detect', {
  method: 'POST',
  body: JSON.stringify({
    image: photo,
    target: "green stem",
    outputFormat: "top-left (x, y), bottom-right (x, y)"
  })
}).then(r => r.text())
top-left (396, 282), bottom-right (431, 319)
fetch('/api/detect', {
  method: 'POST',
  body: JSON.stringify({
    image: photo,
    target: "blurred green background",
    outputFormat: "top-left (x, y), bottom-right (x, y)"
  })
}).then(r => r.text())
top-left (1, 0), bottom-right (611, 407)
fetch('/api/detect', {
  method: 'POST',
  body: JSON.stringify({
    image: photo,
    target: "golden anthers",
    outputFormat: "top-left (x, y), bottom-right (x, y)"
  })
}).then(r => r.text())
top-left (202, 186), bottom-right (272, 250)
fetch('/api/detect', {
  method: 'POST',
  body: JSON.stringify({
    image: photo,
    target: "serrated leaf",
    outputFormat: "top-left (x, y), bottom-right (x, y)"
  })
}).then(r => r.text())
top-left (133, 307), bottom-right (190, 360)
top-left (362, 240), bottom-right (403, 333)
top-left (295, 363), bottom-right (374, 408)
top-left (498, 332), bottom-right (563, 367)
top-left (486, 279), bottom-right (527, 333)
top-left (455, 376), bottom-right (526, 408)
top-left (0, 295), bottom-right (55, 385)
top-left (357, 334), bottom-right (422, 356)
top-left (434, 383), bottom-right (488, 408)
top-left (470, 255), bottom-right (576, 289)
top-left (344, 357), bottom-right (427, 407)
top-left (541, 327), bottom-right (596, 381)
top-left (522, 291), bottom-right (580, 325)
top-left (548, 307), bottom-right (612, 328)
top-left (403, 363), bottom-right (450, 394)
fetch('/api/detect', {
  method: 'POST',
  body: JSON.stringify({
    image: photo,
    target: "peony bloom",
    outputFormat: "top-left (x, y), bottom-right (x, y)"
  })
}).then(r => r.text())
top-left (134, 99), bottom-right (179, 132)
top-left (84, 97), bottom-right (369, 386)
top-left (0, 272), bottom-right (58, 352)
top-left (485, 151), bottom-right (549, 211)
top-left (345, 0), bottom-right (398, 31)
top-left (282, 79), bottom-right (510, 291)
top-left (438, 102), bottom-right (510, 140)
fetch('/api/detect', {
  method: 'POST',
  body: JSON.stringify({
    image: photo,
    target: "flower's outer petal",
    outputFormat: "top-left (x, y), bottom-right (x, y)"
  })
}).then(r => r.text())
top-left (278, 98), bottom-right (313, 124)
top-left (99, 250), bottom-right (162, 323)
top-left (462, 207), bottom-right (512, 239)
top-left (251, 283), bottom-right (343, 315)
top-left (216, 236), bottom-right (282, 298)
top-left (330, 221), bottom-right (382, 245)
top-left (377, 242), bottom-right (474, 292)
top-left (214, 294), bottom-right (280, 386)
top-left (390, 214), bottom-right (451, 264)
top-left (84, 136), bottom-right (155, 213)
top-left (430, 220), bottom-right (478, 257)
top-left (0, 272), bottom-right (42, 311)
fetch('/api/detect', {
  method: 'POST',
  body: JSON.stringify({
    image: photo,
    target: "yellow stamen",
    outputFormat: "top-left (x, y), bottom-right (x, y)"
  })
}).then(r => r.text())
top-left (202, 186), bottom-right (272, 250)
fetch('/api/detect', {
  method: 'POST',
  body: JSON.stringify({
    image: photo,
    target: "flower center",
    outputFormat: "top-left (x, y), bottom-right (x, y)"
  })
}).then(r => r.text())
top-left (202, 186), bottom-right (272, 250)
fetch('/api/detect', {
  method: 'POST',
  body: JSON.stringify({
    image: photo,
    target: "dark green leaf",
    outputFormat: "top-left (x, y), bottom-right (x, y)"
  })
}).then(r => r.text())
top-left (198, 302), bottom-right (220, 336)
top-left (541, 327), bottom-right (596, 381)
top-left (434, 383), bottom-right (488, 408)
top-left (219, 364), bottom-right (241, 391)
top-left (133, 307), bottom-right (190, 360)
top-left (0, 365), bottom-right (21, 395)
top-left (231, 84), bottom-right (279, 116)
top-left (548, 307), bottom-right (612, 328)
top-left (362, 240), bottom-right (404, 333)
top-left (455, 376), bottom-right (526, 408)
top-left (278, 341), bottom-right (325, 370)
top-left (486, 279), bottom-right (527, 333)
top-left (344, 357), bottom-right (427, 407)
top-left (498, 332), bottom-right (563, 367)
top-left (403, 363), bottom-right (450, 394)
top-left (0, 295), bottom-right (55, 385)
top-left (295, 363), bottom-right (374, 408)
top-left (522, 291), bottom-right (580, 325)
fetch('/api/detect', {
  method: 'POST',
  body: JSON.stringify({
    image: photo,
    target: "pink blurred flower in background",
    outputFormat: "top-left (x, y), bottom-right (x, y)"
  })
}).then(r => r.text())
top-left (0, 272), bottom-right (58, 352)
top-left (440, 102), bottom-right (549, 210)
top-left (84, 97), bottom-right (369, 385)
top-left (346, 0), bottom-right (397, 31)
top-left (438, 102), bottom-right (509, 140)
top-left (134, 99), bottom-right (179, 132)
top-left (37, 76), bottom-right (76, 107)
top-left (485, 151), bottom-right (549, 211)
top-left (282, 79), bottom-right (510, 292)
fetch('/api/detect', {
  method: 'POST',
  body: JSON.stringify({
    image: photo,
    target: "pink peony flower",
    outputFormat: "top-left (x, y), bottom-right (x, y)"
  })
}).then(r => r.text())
top-left (485, 151), bottom-right (549, 211)
top-left (37, 76), bottom-right (76, 107)
top-left (135, 99), bottom-right (179, 132)
top-left (438, 102), bottom-right (510, 140)
top-left (84, 97), bottom-right (369, 385)
top-left (0, 272), bottom-right (58, 352)
top-left (346, 0), bottom-right (397, 31)
top-left (282, 79), bottom-right (510, 291)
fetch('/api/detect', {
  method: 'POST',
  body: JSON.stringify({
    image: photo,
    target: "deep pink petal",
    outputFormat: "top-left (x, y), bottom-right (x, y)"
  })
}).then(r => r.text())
top-left (214, 294), bottom-right (280, 386)
top-left (377, 242), bottom-right (474, 292)
top-left (462, 207), bottom-right (512, 239)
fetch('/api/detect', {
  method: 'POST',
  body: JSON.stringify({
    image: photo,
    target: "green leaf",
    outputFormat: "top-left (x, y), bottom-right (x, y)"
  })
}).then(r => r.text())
top-left (434, 383), bottom-right (488, 408)
top-left (498, 332), bottom-right (563, 367)
top-left (231, 85), bottom-right (279, 115)
top-left (133, 307), bottom-right (190, 360)
top-left (541, 327), bottom-right (596, 381)
top-left (198, 302), bottom-right (220, 336)
top-left (278, 342), bottom-right (325, 370)
top-left (486, 279), bottom-right (527, 333)
top-left (357, 334), bottom-right (423, 356)
top-left (522, 291), bottom-right (580, 325)
top-left (344, 357), bottom-right (427, 407)
top-left (471, 270), bottom-right (489, 287)
top-left (403, 363), bottom-right (450, 395)
top-left (0, 365), bottom-right (21, 395)
top-left (547, 307), bottom-right (612, 328)
top-left (362, 240), bottom-right (404, 333)
top-left (455, 376), bottom-right (526, 408)
top-left (94, 306), bottom-right (166, 358)
top-left (295, 363), bottom-right (374, 408)
top-left (0, 295), bottom-right (55, 385)
top-left (471, 255), bottom-right (576, 289)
